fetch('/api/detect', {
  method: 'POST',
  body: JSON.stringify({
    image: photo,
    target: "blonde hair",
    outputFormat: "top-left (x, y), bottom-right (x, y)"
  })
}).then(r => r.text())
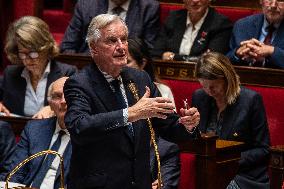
top-left (5, 16), bottom-right (59, 64)
top-left (86, 14), bottom-right (128, 46)
top-left (195, 52), bottom-right (240, 104)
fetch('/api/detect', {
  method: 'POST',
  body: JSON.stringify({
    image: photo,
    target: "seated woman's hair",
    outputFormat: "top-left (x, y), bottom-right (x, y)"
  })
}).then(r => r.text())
top-left (5, 16), bottom-right (59, 64)
top-left (128, 37), bottom-right (156, 82)
top-left (195, 52), bottom-right (240, 104)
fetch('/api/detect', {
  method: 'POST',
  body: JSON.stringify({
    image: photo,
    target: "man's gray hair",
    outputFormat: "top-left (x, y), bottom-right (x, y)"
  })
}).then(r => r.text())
top-left (86, 14), bottom-right (128, 46)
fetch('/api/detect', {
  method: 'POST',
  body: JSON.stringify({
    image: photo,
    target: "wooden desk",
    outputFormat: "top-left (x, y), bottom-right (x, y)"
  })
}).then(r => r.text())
top-left (179, 136), bottom-right (245, 189)
top-left (0, 116), bottom-right (31, 136)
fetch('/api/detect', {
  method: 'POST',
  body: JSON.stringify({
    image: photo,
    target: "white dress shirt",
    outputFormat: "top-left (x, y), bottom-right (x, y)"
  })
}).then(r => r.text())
top-left (107, 0), bottom-right (131, 21)
top-left (40, 122), bottom-right (70, 189)
top-left (179, 9), bottom-right (208, 55)
top-left (21, 62), bottom-right (50, 117)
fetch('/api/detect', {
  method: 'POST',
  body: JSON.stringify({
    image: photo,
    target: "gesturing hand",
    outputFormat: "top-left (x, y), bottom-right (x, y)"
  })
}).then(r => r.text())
top-left (179, 107), bottom-right (200, 132)
top-left (128, 87), bottom-right (175, 122)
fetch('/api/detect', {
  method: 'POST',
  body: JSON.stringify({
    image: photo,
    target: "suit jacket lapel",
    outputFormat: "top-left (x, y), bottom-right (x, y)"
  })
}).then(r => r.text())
top-left (15, 67), bottom-right (28, 115)
top-left (191, 8), bottom-right (213, 55)
top-left (121, 70), bottom-right (138, 142)
top-left (253, 14), bottom-right (264, 39)
top-left (125, 0), bottom-right (137, 33)
top-left (89, 64), bottom-right (120, 112)
top-left (28, 119), bottom-right (56, 184)
top-left (272, 19), bottom-right (284, 46)
top-left (220, 99), bottom-right (241, 140)
top-left (89, 0), bottom-right (108, 21)
top-left (198, 96), bottom-right (212, 133)
top-left (172, 10), bottom-right (188, 53)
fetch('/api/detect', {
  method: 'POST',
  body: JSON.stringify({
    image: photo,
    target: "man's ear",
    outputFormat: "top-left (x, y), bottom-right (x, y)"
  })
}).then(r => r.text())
top-left (90, 42), bottom-right (98, 55)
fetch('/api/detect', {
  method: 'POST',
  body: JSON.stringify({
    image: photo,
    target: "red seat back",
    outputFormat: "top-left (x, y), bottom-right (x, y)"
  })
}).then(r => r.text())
top-left (246, 85), bottom-right (284, 146)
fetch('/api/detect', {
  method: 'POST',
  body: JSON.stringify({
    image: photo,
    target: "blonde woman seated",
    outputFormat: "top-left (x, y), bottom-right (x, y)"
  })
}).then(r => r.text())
top-left (192, 52), bottom-right (270, 189)
top-left (0, 16), bottom-right (76, 118)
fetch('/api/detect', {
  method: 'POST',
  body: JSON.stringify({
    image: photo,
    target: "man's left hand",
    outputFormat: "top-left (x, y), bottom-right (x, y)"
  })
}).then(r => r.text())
top-left (179, 107), bottom-right (200, 132)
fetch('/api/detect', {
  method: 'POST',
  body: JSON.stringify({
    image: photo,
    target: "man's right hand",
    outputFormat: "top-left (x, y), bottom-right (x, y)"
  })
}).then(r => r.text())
top-left (0, 102), bottom-right (10, 116)
top-left (128, 86), bottom-right (175, 122)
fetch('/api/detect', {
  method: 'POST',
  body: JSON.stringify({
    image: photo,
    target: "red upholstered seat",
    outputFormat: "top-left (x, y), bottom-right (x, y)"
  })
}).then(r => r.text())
top-left (161, 80), bottom-right (201, 113)
top-left (246, 86), bottom-right (284, 146)
top-left (178, 153), bottom-right (196, 189)
top-left (13, 0), bottom-right (38, 19)
top-left (159, 3), bottom-right (183, 24)
top-left (215, 7), bottom-right (256, 23)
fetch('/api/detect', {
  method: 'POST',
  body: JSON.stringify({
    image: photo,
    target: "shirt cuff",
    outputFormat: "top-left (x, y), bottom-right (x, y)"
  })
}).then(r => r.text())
top-left (123, 108), bottom-right (129, 125)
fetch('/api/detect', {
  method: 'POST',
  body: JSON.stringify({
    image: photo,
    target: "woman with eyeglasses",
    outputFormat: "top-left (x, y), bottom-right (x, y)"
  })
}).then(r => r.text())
top-left (1, 16), bottom-right (76, 118)
top-left (192, 52), bottom-right (270, 189)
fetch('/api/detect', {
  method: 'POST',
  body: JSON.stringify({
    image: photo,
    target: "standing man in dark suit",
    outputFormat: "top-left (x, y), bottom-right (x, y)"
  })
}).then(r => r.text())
top-left (60, 0), bottom-right (160, 53)
top-left (151, 0), bottom-right (232, 61)
top-left (64, 14), bottom-right (200, 189)
top-left (0, 77), bottom-right (72, 189)
top-left (227, 0), bottom-right (284, 68)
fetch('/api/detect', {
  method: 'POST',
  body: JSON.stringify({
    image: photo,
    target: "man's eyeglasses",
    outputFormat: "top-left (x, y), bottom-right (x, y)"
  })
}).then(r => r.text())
top-left (264, 0), bottom-right (284, 4)
top-left (49, 93), bottom-right (64, 102)
top-left (18, 51), bottom-right (39, 60)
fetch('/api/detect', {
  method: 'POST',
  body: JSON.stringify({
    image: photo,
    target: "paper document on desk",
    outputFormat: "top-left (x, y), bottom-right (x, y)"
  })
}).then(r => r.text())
top-left (0, 112), bottom-right (30, 118)
top-left (0, 181), bottom-right (25, 189)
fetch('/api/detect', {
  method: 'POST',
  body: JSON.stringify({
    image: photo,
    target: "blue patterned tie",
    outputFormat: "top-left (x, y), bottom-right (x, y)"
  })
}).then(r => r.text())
top-left (111, 79), bottom-right (134, 137)
top-left (31, 130), bottom-right (65, 188)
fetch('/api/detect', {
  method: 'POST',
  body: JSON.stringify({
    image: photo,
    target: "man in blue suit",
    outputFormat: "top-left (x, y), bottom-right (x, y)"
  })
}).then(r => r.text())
top-left (0, 77), bottom-right (71, 189)
top-left (227, 0), bottom-right (284, 68)
top-left (64, 14), bottom-right (200, 189)
top-left (60, 0), bottom-right (160, 53)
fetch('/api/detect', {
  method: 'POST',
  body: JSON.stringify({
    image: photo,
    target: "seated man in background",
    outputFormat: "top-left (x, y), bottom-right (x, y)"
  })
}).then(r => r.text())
top-left (0, 122), bottom-right (16, 171)
top-left (151, 0), bottom-right (232, 61)
top-left (60, 0), bottom-right (160, 53)
top-left (0, 77), bottom-right (71, 189)
top-left (227, 0), bottom-right (284, 68)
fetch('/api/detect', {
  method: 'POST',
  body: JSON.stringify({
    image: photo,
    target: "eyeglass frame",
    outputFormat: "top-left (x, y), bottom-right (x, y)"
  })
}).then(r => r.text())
top-left (18, 51), bottom-right (40, 60)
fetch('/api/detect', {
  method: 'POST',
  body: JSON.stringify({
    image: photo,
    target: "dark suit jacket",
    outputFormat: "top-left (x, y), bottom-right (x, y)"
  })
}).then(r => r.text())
top-left (60, 0), bottom-right (160, 53)
top-left (0, 117), bottom-right (72, 189)
top-left (64, 64), bottom-right (194, 189)
top-left (227, 14), bottom-right (284, 68)
top-left (0, 60), bottom-right (76, 116)
top-left (0, 121), bottom-right (16, 170)
top-left (192, 87), bottom-right (270, 188)
top-left (151, 8), bottom-right (232, 60)
top-left (150, 137), bottom-right (180, 189)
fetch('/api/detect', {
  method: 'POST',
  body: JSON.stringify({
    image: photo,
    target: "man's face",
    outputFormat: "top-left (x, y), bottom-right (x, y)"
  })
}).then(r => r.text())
top-left (111, 0), bottom-right (128, 6)
top-left (49, 78), bottom-right (68, 129)
top-left (183, 0), bottom-right (210, 17)
top-left (261, 0), bottom-right (284, 24)
top-left (91, 20), bottom-right (128, 77)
